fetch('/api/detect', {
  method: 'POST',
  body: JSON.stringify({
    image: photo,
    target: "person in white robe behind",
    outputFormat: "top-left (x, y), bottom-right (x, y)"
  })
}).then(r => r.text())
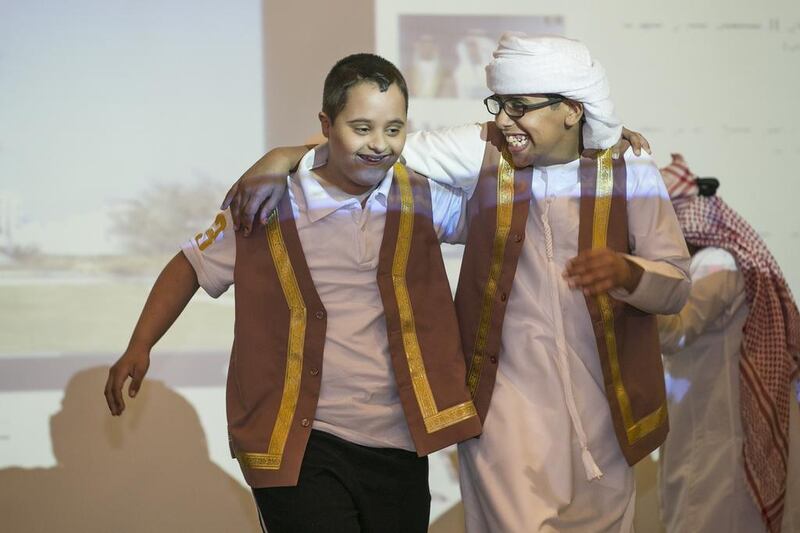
top-left (658, 154), bottom-right (800, 533)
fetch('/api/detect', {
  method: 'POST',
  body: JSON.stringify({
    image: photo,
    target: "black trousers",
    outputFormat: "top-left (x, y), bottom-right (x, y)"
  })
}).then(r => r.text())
top-left (253, 430), bottom-right (430, 533)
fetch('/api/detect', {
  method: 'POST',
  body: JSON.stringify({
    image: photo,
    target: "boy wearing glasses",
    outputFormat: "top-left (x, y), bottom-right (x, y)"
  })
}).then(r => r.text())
top-left (221, 34), bottom-right (689, 532)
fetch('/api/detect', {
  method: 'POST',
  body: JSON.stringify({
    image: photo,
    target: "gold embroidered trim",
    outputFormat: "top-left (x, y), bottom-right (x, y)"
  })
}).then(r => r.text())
top-left (393, 163), bottom-right (478, 433)
top-left (424, 401), bottom-right (479, 432)
top-left (592, 149), bottom-right (666, 444)
top-left (236, 452), bottom-right (282, 470)
top-left (466, 149), bottom-right (515, 397)
top-left (237, 211), bottom-right (307, 470)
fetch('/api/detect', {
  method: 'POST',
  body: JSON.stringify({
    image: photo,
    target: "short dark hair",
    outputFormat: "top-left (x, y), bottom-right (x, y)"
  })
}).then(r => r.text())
top-left (322, 53), bottom-right (409, 123)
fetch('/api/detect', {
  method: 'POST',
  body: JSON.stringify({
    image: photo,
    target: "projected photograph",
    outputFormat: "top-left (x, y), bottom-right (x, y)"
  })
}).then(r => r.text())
top-left (399, 15), bottom-right (564, 99)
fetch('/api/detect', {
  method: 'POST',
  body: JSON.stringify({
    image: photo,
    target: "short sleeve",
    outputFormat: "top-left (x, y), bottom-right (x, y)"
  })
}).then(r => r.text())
top-left (180, 210), bottom-right (236, 298)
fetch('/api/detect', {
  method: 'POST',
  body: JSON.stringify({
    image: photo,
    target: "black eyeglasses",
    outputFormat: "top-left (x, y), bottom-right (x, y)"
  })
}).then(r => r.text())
top-left (483, 94), bottom-right (565, 118)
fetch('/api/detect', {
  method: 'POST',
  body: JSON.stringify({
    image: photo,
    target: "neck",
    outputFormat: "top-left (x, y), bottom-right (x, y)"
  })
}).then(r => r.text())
top-left (315, 163), bottom-right (376, 197)
top-left (535, 149), bottom-right (580, 167)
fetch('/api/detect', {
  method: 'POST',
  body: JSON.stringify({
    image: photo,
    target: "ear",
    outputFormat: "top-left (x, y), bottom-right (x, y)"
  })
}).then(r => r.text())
top-left (563, 101), bottom-right (584, 128)
top-left (319, 112), bottom-right (331, 139)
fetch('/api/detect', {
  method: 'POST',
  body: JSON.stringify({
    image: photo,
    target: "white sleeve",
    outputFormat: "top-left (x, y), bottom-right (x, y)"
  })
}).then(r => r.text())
top-left (608, 150), bottom-right (691, 314)
top-left (429, 181), bottom-right (469, 245)
top-left (180, 209), bottom-right (236, 298)
top-left (403, 123), bottom-right (485, 196)
top-left (658, 249), bottom-right (745, 353)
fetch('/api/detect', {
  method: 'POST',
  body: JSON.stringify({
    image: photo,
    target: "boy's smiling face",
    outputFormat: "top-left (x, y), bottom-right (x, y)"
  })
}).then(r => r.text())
top-left (494, 94), bottom-right (582, 168)
top-left (319, 81), bottom-right (407, 195)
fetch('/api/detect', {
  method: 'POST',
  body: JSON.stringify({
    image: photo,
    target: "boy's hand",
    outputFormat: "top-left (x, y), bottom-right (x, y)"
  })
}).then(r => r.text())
top-left (221, 173), bottom-right (287, 237)
top-left (582, 127), bottom-right (651, 160)
top-left (104, 348), bottom-right (151, 416)
top-left (221, 145), bottom-right (314, 237)
top-left (563, 248), bottom-right (643, 296)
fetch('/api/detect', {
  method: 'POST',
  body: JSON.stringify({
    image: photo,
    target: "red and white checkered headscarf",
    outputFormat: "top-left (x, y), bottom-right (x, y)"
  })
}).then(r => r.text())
top-left (661, 154), bottom-right (800, 533)
top-left (660, 153), bottom-right (698, 207)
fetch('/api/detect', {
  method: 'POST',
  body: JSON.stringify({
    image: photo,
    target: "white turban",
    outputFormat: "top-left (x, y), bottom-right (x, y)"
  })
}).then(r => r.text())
top-left (485, 32), bottom-right (622, 149)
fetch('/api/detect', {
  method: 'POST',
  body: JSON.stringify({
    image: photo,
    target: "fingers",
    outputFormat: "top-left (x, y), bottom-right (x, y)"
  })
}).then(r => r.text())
top-left (630, 134), bottom-right (642, 156)
top-left (105, 363), bottom-right (128, 416)
top-left (630, 130), bottom-right (653, 155)
top-left (564, 264), bottom-right (610, 290)
top-left (257, 205), bottom-right (270, 226)
top-left (228, 190), bottom-right (241, 230)
top-left (229, 190), bottom-right (251, 232)
top-left (620, 127), bottom-right (639, 156)
top-left (566, 269), bottom-right (615, 295)
top-left (564, 248), bottom-right (606, 275)
top-left (240, 197), bottom-right (262, 237)
top-left (611, 140), bottom-right (631, 160)
top-left (103, 371), bottom-right (117, 415)
top-left (242, 183), bottom-right (284, 235)
top-left (591, 127), bottom-right (652, 160)
top-left (128, 359), bottom-right (149, 399)
top-left (620, 127), bottom-right (652, 157)
top-left (563, 249), bottom-right (621, 295)
top-left (564, 267), bottom-right (616, 295)
top-left (228, 177), bottom-right (289, 232)
top-left (257, 201), bottom-right (274, 225)
top-left (258, 186), bottom-right (283, 224)
top-left (220, 180), bottom-right (239, 210)
top-left (104, 355), bottom-right (149, 416)
top-left (583, 278), bottom-right (616, 296)
top-left (640, 136), bottom-right (652, 155)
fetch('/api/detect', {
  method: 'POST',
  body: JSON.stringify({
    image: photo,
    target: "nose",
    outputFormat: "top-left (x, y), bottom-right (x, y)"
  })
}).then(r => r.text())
top-left (367, 132), bottom-right (388, 154)
top-left (494, 108), bottom-right (515, 130)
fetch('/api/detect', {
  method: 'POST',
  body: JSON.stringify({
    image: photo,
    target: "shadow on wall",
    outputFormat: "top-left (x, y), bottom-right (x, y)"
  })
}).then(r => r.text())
top-left (0, 366), bottom-right (260, 532)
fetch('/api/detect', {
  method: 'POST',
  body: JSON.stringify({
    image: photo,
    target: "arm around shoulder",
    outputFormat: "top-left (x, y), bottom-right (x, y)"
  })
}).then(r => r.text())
top-left (402, 123), bottom-right (485, 193)
top-left (221, 144), bottom-right (313, 235)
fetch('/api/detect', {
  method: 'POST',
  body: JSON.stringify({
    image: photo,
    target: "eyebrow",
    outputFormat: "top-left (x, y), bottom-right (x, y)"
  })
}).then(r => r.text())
top-left (521, 94), bottom-right (564, 101)
top-left (513, 96), bottom-right (549, 103)
top-left (346, 118), bottom-right (406, 126)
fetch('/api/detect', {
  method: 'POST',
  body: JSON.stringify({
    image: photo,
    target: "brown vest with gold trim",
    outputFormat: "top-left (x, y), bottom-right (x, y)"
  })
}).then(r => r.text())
top-left (229, 163), bottom-right (482, 488)
top-left (454, 124), bottom-right (668, 465)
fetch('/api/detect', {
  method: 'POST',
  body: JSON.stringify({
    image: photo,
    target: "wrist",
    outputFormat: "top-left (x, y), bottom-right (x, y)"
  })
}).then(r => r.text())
top-left (621, 257), bottom-right (644, 293)
top-left (127, 337), bottom-right (154, 356)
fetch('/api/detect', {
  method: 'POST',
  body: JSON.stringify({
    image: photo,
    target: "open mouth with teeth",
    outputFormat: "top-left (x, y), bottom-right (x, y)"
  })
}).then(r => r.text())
top-left (357, 153), bottom-right (391, 165)
top-left (506, 134), bottom-right (530, 152)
